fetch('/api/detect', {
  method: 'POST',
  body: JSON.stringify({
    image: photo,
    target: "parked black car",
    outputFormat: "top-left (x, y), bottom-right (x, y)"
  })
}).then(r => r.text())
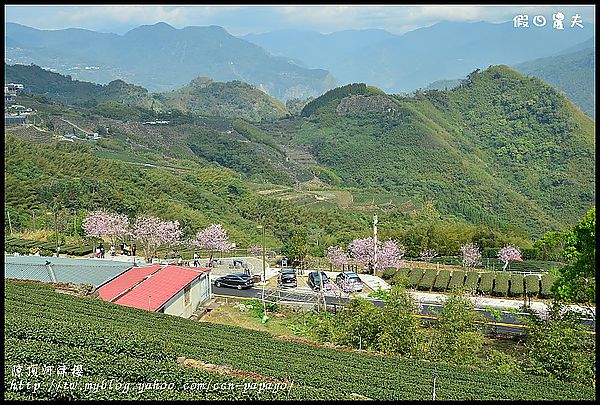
top-left (336, 271), bottom-right (364, 292)
top-left (214, 273), bottom-right (255, 290)
top-left (307, 271), bottom-right (331, 291)
top-left (278, 268), bottom-right (297, 288)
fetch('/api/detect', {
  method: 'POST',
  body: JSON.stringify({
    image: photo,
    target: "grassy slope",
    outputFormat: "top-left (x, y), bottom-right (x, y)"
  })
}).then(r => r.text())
top-left (4, 281), bottom-right (595, 400)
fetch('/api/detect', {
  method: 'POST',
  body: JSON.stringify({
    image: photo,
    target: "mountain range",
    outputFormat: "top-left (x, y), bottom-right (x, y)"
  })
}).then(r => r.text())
top-left (5, 22), bottom-right (336, 101)
top-left (243, 21), bottom-right (594, 93)
top-left (6, 20), bottom-right (594, 106)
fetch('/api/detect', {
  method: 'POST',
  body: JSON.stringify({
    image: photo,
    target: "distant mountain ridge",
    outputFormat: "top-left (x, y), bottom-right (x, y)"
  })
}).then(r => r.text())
top-left (243, 21), bottom-right (594, 93)
top-left (5, 22), bottom-right (337, 101)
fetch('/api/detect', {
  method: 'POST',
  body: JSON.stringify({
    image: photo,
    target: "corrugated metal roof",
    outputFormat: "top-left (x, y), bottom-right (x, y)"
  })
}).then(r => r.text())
top-left (96, 264), bottom-right (162, 302)
top-left (4, 255), bottom-right (142, 287)
top-left (114, 265), bottom-right (208, 312)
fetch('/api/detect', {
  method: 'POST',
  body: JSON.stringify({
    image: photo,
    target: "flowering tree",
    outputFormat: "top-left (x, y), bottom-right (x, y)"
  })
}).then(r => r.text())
top-left (420, 248), bottom-right (438, 263)
top-left (82, 209), bottom-right (130, 247)
top-left (326, 246), bottom-right (348, 268)
top-left (379, 239), bottom-right (406, 270)
top-left (348, 237), bottom-right (405, 273)
top-left (193, 224), bottom-right (232, 253)
top-left (248, 245), bottom-right (263, 257)
top-left (460, 243), bottom-right (482, 269)
top-left (498, 245), bottom-right (522, 271)
top-left (132, 215), bottom-right (182, 262)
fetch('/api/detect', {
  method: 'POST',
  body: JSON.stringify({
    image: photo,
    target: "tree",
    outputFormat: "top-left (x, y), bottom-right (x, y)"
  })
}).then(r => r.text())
top-left (552, 206), bottom-right (595, 303)
top-left (460, 242), bottom-right (482, 269)
top-left (497, 245), bottom-right (522, 271)
top-left (132, 215), bottom-right (181, 262)
top-left (419, 248), bottom-right (438, 263)
top-left (378, 286), bottom-right (424, 358)
top-left (326, 246), bottom-right (348, 269)
top-left (193, 224), bottom-right (231, 253)
top-left (281, 229), bottom-right (309, 268)
top-left (81, 209), bottom-right (130, 247)
top-left (523, 303), bottom-right (595, 385)
top-left (348, 237), bottom-right (405, 273)
top-left (430, 291), bottom-right (486, 366)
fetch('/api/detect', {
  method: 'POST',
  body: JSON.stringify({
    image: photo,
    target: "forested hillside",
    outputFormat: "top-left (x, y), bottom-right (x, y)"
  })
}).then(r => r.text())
top-left (4, 65), bottom-right (594, 246)
top-left (514, 47), bottom-right (595, 118)
top-left (260, 66), bottom-right (595, 236)
top-left (4, 63), bottom-right (157, 110)
top-left (158, 77), bottom-right (288, 122)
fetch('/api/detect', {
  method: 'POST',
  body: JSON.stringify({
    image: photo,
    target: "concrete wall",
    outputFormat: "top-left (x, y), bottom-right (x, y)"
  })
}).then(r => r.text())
top-left (162, 273), bottom-right (210, 318)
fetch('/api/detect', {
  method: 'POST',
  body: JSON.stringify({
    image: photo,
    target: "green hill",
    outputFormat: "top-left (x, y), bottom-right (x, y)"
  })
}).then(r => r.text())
top-left (263, 66), bottom-right (595, 236)
top-left (5, 281), bottom-right (595, 400)
top-left (158, 77), bottom-right (288, 122)
top-left (4, 63), bottom-right (157, 110)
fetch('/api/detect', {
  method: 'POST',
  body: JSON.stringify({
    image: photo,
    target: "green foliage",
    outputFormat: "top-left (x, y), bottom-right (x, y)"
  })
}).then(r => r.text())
top-left (280, 229), bottom-right (309, 265)
top-left (429, 291), bottom-right (486, 366)
top-left (300, 83), bottom-right (370, 117)
top-left (8, 281), bottom-right (595, 400)
top-left (510, 274), bottom-right (524, 295)
top-left (478, 272), bottom-right (495, 293)
top-left (448, 270), bottom-right (465, 289)
top-left (390, 268), bottom-right (410, 287)
top-left (160, 78), bottom-right (288, 122)
top-left (514, 47), bottom-right (595, 118)
top-left (523, 305), bottom-right (596, 386)
top-left (432, 269), bottom-right (451, 291)
top-left (463, 271), bottom-right (480, 291)
top-left (524, 275), bottom-right (541, 296)
top-left (406, 268), bottom-right (424, 289)
top-left (232, 119), bottom-right (283, 152)
top-left (417, 268), bottom-right (437, 291)
top-left (533, 231), bottom-right (566, 261)
top-left (540, 274), bottom-right (557, 298)
top-left (552, 206), bottom-right (596, 303)
top-left (486, 349), bottom-right (523, 375)
top-left (494, 272), bottom-right (510, 296)
top-left (291, 65), bottom-right (594, 237)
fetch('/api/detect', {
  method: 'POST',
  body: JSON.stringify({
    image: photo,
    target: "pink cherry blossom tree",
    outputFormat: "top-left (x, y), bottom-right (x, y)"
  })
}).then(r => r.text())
top-left (348, 237), bottom-right (405, 273)
top-left (460, 243), bottom-right (482, 269)
top-left (132, 215), bottom-right (182, 262)
top-left (378, 239), bottom-right (406, 270)
top-left (82, 209), bottom-right (130, 247)
top-left (420, 248), bottom-right (438, 263)
top-left (248, 245), bottom-right (263, 257)
top-left (193, 224), bottom-right (232, 257)
top-left (497, 245), bottom-right (522, 271)
top-left (326, 246), bottom-right (348, 269)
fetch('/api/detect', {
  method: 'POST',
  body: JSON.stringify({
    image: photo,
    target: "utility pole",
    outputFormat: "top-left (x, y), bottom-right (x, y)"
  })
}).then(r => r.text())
top-left (372, 212), bottom-right (378, 275)
top-left (432, 371), bottom-right (438, 400)
top-left (257, 224), bottom-right (266, 313)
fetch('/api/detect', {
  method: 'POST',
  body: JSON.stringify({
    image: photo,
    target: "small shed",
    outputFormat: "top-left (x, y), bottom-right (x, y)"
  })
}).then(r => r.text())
top-left (97, 264), bottom-right (211, 318)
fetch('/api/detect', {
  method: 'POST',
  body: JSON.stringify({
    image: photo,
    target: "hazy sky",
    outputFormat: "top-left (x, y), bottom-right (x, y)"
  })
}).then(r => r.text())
top-left (5, 4), bottom-right (596, 36)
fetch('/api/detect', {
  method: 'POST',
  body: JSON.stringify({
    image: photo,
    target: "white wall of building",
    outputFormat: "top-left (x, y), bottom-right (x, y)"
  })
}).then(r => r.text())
top-left (161, 272), bottom-right (211, 318)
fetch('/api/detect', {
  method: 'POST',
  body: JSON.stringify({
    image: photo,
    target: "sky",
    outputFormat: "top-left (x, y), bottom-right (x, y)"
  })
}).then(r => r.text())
top-left (4, 4), bottom-right (596, 36)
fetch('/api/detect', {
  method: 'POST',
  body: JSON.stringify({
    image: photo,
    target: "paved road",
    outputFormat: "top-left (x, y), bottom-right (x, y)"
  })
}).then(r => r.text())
top-left (211, 285), bottom-right (595, 336)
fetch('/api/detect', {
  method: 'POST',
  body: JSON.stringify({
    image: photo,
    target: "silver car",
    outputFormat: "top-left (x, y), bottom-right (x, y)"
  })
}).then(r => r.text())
top-left (336, 272), bottom-right (364, 292)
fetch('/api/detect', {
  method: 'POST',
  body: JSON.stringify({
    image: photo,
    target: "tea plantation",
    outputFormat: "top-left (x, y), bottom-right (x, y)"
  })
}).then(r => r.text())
top-left (4, 281), bottom-right (594, 400)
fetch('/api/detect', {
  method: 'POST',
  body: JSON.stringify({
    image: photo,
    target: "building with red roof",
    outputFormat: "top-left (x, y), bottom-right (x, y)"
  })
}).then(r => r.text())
top-left (97, 264), bottom-right (211, 318)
